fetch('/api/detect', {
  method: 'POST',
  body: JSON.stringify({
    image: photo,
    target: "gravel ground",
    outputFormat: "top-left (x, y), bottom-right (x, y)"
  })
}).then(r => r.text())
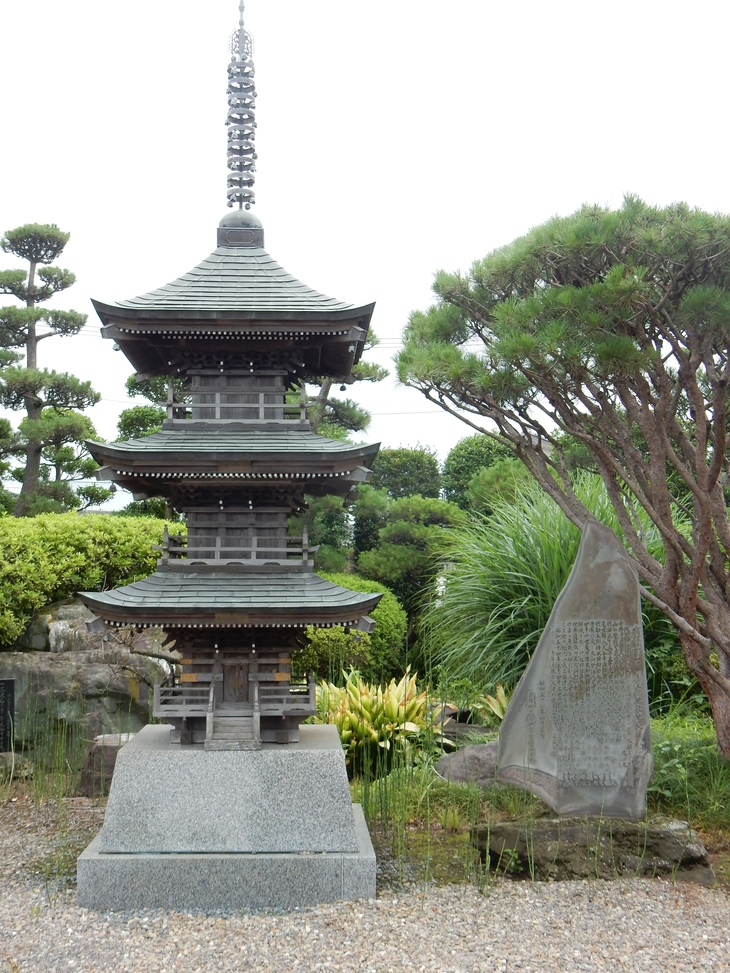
top-left (1, 798), bottom-right (729, 973)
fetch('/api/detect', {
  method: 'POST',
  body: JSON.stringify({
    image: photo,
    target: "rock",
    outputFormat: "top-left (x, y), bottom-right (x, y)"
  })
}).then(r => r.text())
top-left (11, 599), bottom-right (96, 652)
top-left (435, 742), bottom-right (499, 788)
top-left (0, 642), bottom-right (156, 762)
top-left (0, 751), bottom-right (33, 779)
top-left (441, 722), bottom-right (495, 744)
top-left (0, 599), bottom-right (172, 789)
top-left (78, 733), bottom-right (135, 799)
top-left (474, 817), bottom-right (715, 886)
top-left (498, 520), bottom-right (653, 820)
top-left (0, 599), bottom-right (167, 748)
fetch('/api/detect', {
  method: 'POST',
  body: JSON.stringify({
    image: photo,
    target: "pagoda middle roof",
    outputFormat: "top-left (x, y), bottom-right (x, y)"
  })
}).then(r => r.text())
top-left (89, 428), bottom-right (378, 462)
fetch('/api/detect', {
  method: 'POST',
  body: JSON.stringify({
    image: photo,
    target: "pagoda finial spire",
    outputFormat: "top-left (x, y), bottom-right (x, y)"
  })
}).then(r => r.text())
top-left (226, 0), bottom-right (257, 209)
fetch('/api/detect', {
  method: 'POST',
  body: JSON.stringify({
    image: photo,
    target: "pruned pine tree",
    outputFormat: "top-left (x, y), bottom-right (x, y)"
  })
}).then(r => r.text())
top-left (0, 224), bottom-right (102, 515)
top-left (306, 331), bottom-right (388, 436)
top-left (117, 374), bottom-right (190, 440)
top-left (114, 375), bottom-right (189, 519)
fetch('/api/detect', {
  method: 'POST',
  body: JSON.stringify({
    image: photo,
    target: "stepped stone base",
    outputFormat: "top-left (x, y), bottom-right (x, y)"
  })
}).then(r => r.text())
top-left (77, 723), bottom-right (376, 910)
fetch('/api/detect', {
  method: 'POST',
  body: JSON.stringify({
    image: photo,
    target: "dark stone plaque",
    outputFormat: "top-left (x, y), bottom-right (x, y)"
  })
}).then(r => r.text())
top-left (0, 679), bottom-right (14, 752)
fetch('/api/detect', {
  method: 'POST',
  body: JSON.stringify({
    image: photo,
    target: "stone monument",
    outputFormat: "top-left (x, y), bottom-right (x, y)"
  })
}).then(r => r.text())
top-left (497, 519), bottom-right (653, 819)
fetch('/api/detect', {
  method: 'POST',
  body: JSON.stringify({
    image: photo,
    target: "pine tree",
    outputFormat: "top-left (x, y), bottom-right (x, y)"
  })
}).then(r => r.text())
top-left (0, 223), bottom-right (101, 515)
top-left (306, 332), bottom-right (388, 436)
top-left (398, 197), bottom-right (730, 754)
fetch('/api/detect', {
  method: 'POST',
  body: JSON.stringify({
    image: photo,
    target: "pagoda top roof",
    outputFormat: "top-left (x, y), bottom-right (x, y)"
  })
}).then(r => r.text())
top-left (80, 569), bottom-right (382, 629)
top-left (92, 213), bottom-right (375, 380)
top-left (94, 212), bottom-right (371, 320)
top-left (101, 247), bottom-right (353, 316)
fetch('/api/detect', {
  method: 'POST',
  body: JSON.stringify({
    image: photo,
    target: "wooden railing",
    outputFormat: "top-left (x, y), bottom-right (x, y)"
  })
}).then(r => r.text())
top-left (205, 681), bottom-right (215, 742)
top-left (253, 682), bottom-right (261, 743)
top-left (165, 383), bottom-right (308, 423)
top-left (153, 682), bottom-right (210, 717)
top-left (154, 673), bottom-right (315, 726)
top-left (156, 527), bottom-right (317, 564)
top-left (259, 674), bottom-right (316, 714)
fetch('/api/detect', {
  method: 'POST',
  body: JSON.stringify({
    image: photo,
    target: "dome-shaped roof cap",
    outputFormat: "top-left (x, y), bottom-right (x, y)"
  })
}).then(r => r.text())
top-left (217, 209), bottom-right (264, 247)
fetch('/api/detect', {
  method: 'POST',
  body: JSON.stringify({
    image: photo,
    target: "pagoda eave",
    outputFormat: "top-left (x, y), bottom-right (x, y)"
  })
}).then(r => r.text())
top-left (80, 596), bottom-right (381, 632)
top-left (93, 300), bottom-right (375, 330)
top-left (79, 570), bottom-right (382, 621)
top-left (95, 471), bottom-right (368, 503)
top-left (102, 335), bottom-right (367, 383)
top-left (81, 607), bottom-right (375, 631)
top-left (87, 438), bottom-right (379, 470)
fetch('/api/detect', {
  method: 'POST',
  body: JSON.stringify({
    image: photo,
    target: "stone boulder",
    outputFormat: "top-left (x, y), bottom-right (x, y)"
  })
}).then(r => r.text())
top-left (0, 600), bottom-right (163, 773)
top-left (497, 520), bottom-right (653, 820)
top-left (474, 817), bottom-right (715, 886)
top-left (435, 742), bottom-right (499, 789)
top-left (0, 645), bottom-right (156, 750)
top-left (12, 600), bottom-right (96, 652)
top-left (78, 733), bottom-right (135, 799)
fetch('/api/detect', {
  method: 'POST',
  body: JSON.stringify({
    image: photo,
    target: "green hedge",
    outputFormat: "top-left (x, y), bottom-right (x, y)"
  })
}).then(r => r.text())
top-left (0, 513), bottom-right (175, 645)
top-left (294, 572), bottom-right (408, 682)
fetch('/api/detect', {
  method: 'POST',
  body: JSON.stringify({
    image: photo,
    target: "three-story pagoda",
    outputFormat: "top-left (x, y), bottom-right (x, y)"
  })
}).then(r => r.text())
top-left (80, 6), bottom-right (381, 749)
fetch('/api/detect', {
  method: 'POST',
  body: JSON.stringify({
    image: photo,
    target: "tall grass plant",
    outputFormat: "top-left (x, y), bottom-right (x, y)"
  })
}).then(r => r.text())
top-left (422, 473), bottom-right (691, 710)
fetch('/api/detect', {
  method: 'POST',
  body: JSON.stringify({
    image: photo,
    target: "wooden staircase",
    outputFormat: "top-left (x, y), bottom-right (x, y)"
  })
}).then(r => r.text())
top-left (204, 715), bottom-right (261, 751)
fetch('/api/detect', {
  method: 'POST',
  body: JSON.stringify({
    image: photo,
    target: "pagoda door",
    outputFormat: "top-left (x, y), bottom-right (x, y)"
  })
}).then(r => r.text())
top-left (223, 662), bottom-right (249, 703)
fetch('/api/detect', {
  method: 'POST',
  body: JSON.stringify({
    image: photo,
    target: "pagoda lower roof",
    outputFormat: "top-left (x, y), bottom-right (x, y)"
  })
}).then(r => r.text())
top-left (79, 569), bottom-right (381, 629)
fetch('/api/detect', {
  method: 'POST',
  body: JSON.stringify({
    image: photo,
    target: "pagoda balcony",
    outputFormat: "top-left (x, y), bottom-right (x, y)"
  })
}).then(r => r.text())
top-left (153, 678), bottom-right (316, 719)
top-left (157, 526), bottom-right (318, 566)
top-left (164, 382), bottom-right (309, 426)
top-left (153, 676), bottom-right (317, 748)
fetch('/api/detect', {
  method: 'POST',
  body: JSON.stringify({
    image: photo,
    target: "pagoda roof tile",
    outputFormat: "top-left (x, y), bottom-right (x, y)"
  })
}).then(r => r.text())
top-left (91, 428), bottom-right (377, 458)
top-left (80, 571), bottom-right (381, 623)
top-left (107, 247), bottom-right (353, 314)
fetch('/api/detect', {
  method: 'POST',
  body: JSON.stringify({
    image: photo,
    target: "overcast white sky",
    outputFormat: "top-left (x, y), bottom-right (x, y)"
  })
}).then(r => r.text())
top-left (2, 0), bottom-right (730, 507)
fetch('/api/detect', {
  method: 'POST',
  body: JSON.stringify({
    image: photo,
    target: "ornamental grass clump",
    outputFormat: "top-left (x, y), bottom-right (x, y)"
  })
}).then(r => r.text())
top-left (315, 668), bottom-right (427, 776)
top-left (423, 473), bottom-right (689, 710)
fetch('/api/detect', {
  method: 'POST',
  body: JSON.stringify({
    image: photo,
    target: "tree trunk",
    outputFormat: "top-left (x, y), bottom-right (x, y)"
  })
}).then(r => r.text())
top-left (13, 260), bottom-right (42, 516)
top-left (679, 631), bottom-right (730, 757)
top-left (26, 259), bottom-right (38, 369)
top-left (309, 378), bottom-right (333, 433)
top-left (14, 398), bottom-right (43, 517)
top-left (701, 677), bottom-right (730, 758)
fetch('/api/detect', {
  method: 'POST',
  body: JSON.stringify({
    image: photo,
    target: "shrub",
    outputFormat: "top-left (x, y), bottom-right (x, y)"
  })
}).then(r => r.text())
top-left (441, 434), bottom-right (512, 509)
top-left (0, 513), bottom-right (176, 644)
top-left (649, 713), bottom-right (730, 829)
top-left (293, 573), bottom-right (408, 682)
top-left (315, 668), bottom-right (427, 775)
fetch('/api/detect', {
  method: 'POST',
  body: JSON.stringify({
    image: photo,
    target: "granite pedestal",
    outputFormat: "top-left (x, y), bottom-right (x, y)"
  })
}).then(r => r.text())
top-left (77, 723), bottom-right (376, 910)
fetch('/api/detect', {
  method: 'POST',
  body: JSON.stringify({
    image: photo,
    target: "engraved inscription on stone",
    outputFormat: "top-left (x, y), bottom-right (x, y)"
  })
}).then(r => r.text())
top-left (497, 520), bottom-right (653, 819)
top-left (0, 679), bottom-right (14, 753)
